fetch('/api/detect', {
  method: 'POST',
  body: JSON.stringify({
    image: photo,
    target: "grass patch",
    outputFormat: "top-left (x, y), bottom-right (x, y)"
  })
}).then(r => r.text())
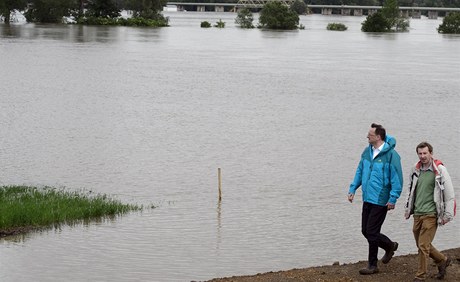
top-left (0, 185), bottom-right (142, 236)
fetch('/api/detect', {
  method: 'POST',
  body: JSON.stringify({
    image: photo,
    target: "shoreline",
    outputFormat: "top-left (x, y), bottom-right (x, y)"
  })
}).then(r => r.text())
top-left (205, 247), bottom-right (460, 282)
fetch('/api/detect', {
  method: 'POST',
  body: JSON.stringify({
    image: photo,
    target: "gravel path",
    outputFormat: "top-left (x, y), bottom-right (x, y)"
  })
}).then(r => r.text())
top-left (205, 247), bottom-right (460, 282)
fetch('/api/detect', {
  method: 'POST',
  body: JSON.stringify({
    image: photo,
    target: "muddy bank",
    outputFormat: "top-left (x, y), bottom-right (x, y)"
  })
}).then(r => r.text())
top-left (205, 247), bottom-right (460, 282)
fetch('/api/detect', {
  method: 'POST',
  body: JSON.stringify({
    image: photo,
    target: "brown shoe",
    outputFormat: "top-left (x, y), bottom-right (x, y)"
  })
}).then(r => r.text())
top-left (359, 266), bottom-right (379, 275)
top-left (435, 257), bottom-right (451, 280)
top-left (382, 241), bottom-right (398, 264)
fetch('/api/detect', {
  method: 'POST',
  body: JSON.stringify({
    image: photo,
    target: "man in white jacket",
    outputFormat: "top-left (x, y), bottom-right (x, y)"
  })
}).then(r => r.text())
top-left (405, 142), bottom-right (456, 281)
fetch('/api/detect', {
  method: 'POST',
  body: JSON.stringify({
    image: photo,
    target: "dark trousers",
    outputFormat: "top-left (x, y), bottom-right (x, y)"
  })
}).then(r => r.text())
top-left (361, 202), bottom-right (394, 267)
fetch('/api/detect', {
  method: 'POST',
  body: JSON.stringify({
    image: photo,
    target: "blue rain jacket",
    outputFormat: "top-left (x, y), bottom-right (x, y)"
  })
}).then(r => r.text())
top-left (349, 135), bottom-right (403, 206)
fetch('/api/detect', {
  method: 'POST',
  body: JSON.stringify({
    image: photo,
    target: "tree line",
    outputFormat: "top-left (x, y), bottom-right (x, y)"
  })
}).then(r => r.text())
top-left (1, 0), bottom-right (459, 24)
top-left (177, 0), bottom-right (460, 8)
top-left (0, 0), bottom-right (168, 24)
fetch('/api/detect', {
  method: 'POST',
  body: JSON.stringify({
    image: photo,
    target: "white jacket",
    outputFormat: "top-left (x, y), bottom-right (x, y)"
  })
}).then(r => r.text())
top-left (404, 159), bottom-right (456, 225)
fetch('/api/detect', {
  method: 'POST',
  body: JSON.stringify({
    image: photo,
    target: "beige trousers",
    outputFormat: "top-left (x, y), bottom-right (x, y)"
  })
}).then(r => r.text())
top-left (413, 215), bottom-right (446, 280)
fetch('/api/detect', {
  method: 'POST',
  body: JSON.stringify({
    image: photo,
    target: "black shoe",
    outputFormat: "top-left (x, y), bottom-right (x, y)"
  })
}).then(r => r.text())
top-left (435, 257), bottom-right (451, 280)
top-left (382, 241), bottom-right (398, 264)
top-left (359, 266), bottom-right (379, 275)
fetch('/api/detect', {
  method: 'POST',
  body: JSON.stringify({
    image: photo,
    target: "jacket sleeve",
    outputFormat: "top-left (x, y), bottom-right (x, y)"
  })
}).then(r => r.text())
top-left (349, 159), bottom-right (363, 194)
top-left (388, 152), bottom-right (403, 205)
top-left (404, 166), bottom-right (416, 219)
top-left (439, 165), bottom-right (455, 223)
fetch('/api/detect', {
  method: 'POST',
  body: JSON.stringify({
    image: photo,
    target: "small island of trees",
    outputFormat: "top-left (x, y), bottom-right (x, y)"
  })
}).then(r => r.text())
top-left (361, 0), bottom-right (410, 32)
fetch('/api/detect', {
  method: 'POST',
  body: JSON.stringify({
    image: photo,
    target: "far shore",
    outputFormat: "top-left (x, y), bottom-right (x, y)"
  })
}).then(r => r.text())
top-left (205, 247), bottom-right (460, 282)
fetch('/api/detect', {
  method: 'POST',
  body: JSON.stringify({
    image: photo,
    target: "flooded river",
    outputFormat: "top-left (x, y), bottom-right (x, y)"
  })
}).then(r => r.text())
top-left (0, 12), bottom-right (459, 281)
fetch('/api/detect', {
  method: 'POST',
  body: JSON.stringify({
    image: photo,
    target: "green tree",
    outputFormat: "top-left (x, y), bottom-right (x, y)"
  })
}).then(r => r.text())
top-left (0, 0), bottom-right (28, 23)
top-left (438, 12), bottom-right (460, 34)
top-left (381, 0), bottom-right (409, 31)
top-left (361, 0), bottom-right (409, 32)
top-left (381, 0), bottom-right (399, 27)
top-left (258, 1), bottom-right (300, 30)
top-left (361, 12), bottom-right (391, 32)
top-left (25, 0), bottom-right (76, 23)
top-left (235, 7), bottom-right (254, 28)
top-left (86, 0), bottom-right (121, 18)
top-left (126, 0), bottom-right (167, 19)
top-left (290, 0), bottom-right (307, 15)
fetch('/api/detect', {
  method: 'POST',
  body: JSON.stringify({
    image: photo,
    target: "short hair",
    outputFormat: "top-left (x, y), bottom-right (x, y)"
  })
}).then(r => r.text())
top-left (371, 123), bottom-right (386, 141)
top-left (416, 142), bottom-right (433, 154)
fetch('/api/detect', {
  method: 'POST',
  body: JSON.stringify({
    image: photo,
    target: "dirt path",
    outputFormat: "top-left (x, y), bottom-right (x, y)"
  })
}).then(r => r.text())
top-left (205, 247), bottom-right (460, 282)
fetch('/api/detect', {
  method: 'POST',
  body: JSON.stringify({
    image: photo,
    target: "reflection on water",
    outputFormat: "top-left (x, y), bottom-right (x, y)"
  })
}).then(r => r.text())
top-left (0, 13), bottom-right (459, 282)
top-left (0, 23), bottom-right (164, 43)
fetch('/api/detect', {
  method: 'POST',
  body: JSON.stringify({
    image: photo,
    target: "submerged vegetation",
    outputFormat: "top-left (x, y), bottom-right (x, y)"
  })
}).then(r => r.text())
top-left (0, 185), bottom-right (142, 236)
top-left (199, 19), bottom-right (225, 28)
top-left (258, 1), bottom-right (300, 30)
top-left (214, 19), bottom-right (225, 28)
top-left (361, 0), bottom-right (410, 32)
top-left (76, 16), bottom-right (168, 26)
top-left (201, 20), bottom-right (211, 28)
top-left (1, 0), bottom-right (169, 26)
top-left (438, 12), bottom-right (460, 33)
top-left (327, 22), bottom-right (348, 31)
top-left (235, 7), bottom-right (254, 29)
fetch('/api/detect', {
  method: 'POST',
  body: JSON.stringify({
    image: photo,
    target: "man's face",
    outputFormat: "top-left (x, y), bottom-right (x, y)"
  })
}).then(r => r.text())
top-left (367, 128), bottom-right (379, 146)
top-left (417, 146), bottom-right (433, 165)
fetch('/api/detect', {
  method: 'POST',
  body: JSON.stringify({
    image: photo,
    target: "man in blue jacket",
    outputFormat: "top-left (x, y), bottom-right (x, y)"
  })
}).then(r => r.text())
top-left (348, 123), bottom-right (403, 275)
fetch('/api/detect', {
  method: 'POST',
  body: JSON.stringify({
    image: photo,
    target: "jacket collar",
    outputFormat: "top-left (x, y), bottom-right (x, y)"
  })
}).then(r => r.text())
top-left (415, 159), bottom-right (443, 175)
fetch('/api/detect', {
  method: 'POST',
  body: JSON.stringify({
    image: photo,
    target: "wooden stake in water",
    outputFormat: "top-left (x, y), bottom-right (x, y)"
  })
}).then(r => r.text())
top-left (218, 168), bottom-right (222, 201)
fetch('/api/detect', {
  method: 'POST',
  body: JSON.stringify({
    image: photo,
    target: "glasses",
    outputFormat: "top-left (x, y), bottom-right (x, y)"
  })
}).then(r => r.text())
top-left (367, 134), bottom-right (377, 137)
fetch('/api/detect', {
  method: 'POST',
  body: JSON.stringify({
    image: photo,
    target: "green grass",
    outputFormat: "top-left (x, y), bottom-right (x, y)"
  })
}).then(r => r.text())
top-left (0, 185), bottom-right (142, 235)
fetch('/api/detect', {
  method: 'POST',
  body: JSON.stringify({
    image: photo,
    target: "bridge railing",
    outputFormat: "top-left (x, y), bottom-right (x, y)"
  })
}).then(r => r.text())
top-left (167, 2), bottom-right (460, 10)
top-left (166, 2), bottom-right (460, 16)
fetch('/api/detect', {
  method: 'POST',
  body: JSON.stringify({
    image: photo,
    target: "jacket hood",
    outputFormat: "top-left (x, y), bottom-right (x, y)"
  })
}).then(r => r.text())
top-left (369, 134), bottom-right (396, 154)
top-left (385, 134), bottom-right (396, 150)
top-left (415, 159), bottom-right (443, 175)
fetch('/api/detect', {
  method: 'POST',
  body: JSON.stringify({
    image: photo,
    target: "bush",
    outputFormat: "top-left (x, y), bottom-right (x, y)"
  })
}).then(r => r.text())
top-left (327, 23), bottom-right (348, 31)
top-left (214, 19), bottom-right (225, 28)
top-left (201, 21), bottom-right (212, 28)
top-left (258, 1), bottom-right (300, 30)
top-left (235, 8), bottom-right (254, 29)
top-left (438, 12), bottom-right (460, 34)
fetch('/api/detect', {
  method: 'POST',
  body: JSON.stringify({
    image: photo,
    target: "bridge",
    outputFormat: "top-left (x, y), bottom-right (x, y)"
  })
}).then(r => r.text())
top-left (166, 2), bottom-right (460, 18)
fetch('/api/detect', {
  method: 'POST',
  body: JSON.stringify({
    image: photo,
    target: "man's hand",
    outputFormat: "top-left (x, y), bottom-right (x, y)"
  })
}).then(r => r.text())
top-left (386, 202), bottom-right (395, 210)
top-left (348, 193), bottom-right (354, 203)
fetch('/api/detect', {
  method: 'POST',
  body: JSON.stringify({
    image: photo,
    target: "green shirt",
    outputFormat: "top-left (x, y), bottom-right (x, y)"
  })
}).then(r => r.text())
top-left (414, 169), bottom-right (437, 215)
